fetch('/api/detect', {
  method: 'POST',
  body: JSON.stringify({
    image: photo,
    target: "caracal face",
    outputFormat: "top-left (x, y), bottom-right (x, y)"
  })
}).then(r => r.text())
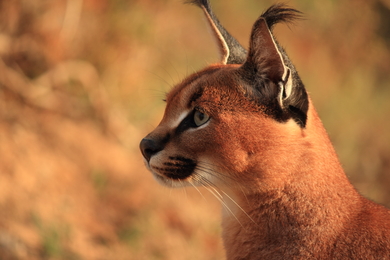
top-left (140, 63), bottom-right (304, 191)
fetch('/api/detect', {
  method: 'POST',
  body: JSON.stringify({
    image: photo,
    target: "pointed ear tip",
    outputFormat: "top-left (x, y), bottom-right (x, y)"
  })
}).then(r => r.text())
top-left (250, 17), bottom-right (272, 40)
top-left (254, 16), bottom-right (267, 25)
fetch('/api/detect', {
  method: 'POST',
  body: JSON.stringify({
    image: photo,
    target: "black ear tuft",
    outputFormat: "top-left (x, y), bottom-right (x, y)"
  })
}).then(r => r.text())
top-left (261, 3), bottom-right (304, 30)
top-left (239, 4), bottom-right (308, 128)
top-left (186, 0), bottom-right (247, 64)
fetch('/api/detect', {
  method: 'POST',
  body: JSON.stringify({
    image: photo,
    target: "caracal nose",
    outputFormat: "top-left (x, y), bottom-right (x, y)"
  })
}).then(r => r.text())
top-left (140, 138), bottom-right (164, 162)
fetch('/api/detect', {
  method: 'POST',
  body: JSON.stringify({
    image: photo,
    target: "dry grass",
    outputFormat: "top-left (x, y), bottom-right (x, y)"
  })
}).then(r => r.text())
top-left (0, 0), bottom-right (389, 259)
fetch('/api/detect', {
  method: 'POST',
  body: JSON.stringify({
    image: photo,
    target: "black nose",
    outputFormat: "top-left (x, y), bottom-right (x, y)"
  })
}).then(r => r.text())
top-left (140, 138), bottom-right (164, 162)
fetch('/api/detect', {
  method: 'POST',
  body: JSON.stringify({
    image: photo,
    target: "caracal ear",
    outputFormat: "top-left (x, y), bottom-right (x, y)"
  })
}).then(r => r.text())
top-left (187, 0), bottom-right (247, 64)
top-left (242, 17), bottom-right (292, 107)
top-left (238, 4), bottom-right (309, 127)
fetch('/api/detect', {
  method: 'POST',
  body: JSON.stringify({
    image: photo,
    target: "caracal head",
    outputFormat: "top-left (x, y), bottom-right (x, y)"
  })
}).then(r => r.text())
top-left (140, 3), bottom-right (308, 191)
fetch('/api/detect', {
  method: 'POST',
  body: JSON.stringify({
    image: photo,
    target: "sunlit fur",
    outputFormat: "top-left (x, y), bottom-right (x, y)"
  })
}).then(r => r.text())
top-left (140, 2), bottom-right (390, 259)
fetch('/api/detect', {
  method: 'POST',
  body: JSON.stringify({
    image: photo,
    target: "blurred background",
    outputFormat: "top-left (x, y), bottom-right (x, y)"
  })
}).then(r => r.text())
top-left (0, 0), bottom-right (389, 259)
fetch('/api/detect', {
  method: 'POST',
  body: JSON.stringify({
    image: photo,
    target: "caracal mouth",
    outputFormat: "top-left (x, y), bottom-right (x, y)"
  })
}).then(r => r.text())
top-left (145, 156), bottom-right (197, 188)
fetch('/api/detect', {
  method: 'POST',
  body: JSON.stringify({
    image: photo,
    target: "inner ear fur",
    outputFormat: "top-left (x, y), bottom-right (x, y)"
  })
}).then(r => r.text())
top-left (244, 17), bottom-right (287, 84)
top-left (238, 5), bottom-right (309, 127)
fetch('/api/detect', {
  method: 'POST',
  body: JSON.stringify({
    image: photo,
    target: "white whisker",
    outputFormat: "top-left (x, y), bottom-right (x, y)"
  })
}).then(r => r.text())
top-left (203, 179), bottom-right (223, 199)
top-left (202, 183), bottom-right (244, 229)
top-left (219, 189), bottom-right (257, 226)
top-left (194, 171), bottom-right (257, 227)
top-left (195, 164), bottom-right (230, 184)
top-left (238, 184), bottom-right (251, 210)
top-left (189, 178), bottom-right (207, 201)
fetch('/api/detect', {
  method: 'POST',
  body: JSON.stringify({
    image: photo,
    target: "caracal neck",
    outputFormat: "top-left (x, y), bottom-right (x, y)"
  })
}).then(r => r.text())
top-left (220, 102), bottom-right (361, 259)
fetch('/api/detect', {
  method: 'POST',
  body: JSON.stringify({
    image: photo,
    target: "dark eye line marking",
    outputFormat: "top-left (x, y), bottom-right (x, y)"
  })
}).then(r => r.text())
top-left (175, 110), bottom-right (197, 135)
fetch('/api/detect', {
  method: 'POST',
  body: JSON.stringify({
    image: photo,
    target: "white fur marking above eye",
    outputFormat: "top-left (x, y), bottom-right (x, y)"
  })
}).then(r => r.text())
top-left (170, 110), bottom-right (191, 128)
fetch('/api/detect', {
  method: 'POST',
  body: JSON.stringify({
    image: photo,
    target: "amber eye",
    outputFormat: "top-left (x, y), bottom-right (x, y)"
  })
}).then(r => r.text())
top-left (193, 110), bottom-right (210, 127)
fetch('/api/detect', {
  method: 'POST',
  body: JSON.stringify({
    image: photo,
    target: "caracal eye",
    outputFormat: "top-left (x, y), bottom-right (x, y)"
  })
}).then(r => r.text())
top-left (193, 110), bottom-right (210, 127)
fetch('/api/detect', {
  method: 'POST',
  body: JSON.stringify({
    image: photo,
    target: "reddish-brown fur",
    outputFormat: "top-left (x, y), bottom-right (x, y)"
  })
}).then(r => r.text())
top-left (140, 2), bottom-right (390, 259)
